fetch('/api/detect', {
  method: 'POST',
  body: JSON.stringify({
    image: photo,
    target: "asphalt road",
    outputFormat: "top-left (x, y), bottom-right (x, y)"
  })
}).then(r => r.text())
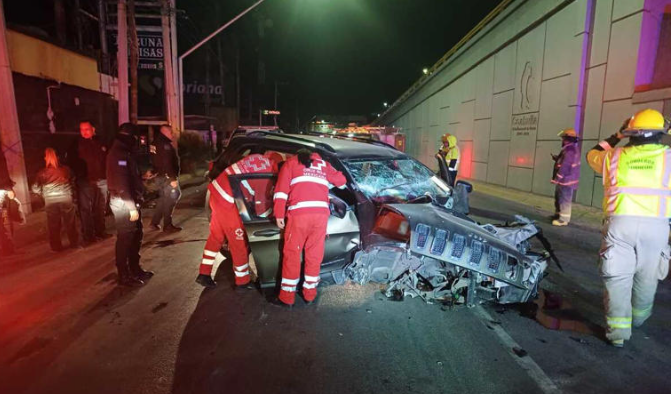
top-left (0, 185), bottom-right (669, 394)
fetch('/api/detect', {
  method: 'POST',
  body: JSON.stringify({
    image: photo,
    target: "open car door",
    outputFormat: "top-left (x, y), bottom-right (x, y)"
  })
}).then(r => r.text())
top-left (228, 174), bottom-right (360, 288)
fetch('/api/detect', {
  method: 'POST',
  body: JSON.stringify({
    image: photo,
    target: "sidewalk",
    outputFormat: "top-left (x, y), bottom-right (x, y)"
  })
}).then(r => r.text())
top-left (467, 180), bottom-right (604, 231)
top-left (5, 171), bottom-right (206, 252)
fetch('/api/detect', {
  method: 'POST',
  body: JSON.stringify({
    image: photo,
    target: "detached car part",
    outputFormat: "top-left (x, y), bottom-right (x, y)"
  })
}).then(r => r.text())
top-left (345, 204), bottom-right (550, 306)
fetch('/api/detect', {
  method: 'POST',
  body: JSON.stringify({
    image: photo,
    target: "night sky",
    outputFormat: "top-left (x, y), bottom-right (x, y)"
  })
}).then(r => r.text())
top-left (181, 0), bottom-right (502, 124)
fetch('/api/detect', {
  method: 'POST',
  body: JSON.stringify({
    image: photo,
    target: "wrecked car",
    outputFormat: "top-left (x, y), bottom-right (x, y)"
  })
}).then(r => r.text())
top-left (209, 132), bottom-right (553, 305)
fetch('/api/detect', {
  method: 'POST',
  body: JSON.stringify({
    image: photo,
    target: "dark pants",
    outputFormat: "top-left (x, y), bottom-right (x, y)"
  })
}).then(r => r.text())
top-left (0, 193), bottom-right (14, 254)
top-left (110, 196), bottom-right (143, 277)
top-left (151, 177), bottom-right (181, 227)
top-left (45, 198), bottom-right (79, 250)
top-left (554, 185), bottom-right (574, 223)
top-left (78, 179), bottom-right (108, 241)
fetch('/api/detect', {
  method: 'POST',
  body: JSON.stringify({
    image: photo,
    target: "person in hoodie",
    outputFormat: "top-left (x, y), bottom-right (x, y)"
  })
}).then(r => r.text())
top-left (32, 148), bottom-right (79, 251)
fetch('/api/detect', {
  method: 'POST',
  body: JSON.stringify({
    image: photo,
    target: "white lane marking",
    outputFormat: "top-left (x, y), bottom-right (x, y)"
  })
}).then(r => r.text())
top-left (474, 306), bottom-right (562, 394)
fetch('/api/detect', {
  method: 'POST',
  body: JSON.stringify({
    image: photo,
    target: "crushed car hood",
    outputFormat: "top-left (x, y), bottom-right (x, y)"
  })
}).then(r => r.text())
top-left (384, 203), bottom-right (544, 292)
top-left (345, 203), bottom-right (549, 305)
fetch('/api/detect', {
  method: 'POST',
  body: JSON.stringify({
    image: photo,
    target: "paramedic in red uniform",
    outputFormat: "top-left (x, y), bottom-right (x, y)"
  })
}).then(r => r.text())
top-left (273, 149), bottom-right (347, 307)
top-left (196, 152), bottom-right (281, 288)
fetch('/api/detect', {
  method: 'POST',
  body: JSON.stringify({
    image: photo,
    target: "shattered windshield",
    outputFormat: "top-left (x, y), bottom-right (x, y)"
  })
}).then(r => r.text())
top-left (344, 158), bottom-right (450, 203)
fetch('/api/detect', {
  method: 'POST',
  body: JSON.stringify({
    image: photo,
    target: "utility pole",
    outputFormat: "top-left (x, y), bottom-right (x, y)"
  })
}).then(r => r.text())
top-left (0, 0), bottom-right (30, 213)
top-left (117, 0), bottom-right (129, 124)
top-left (128, 0), bottom-right (139, 124)
top-left (98, 0), bottom-right (108, 73)
top-left (161, 0), bottom-right (178, 133)
top-left (169, 0), bottom-right (179, 132)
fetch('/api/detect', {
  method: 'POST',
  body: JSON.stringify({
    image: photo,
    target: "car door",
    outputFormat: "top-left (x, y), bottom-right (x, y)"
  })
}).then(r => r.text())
top-left (228, 174), bottom-right (360, 288)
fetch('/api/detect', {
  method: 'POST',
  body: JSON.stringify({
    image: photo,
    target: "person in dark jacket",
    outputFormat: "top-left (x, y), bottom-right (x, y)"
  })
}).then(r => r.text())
top-left (149, 124), bottom-right (182, 233)
top-left (0, 145), bottom-right (16, 255)
top-left (70, 120), bottom-right (110, 245)
top-left (107, 123), bottom-right (153, 286)
top-left (551, 128), bottom-right (581, 226)
top-left (32, 148), bottom-right (79, 251)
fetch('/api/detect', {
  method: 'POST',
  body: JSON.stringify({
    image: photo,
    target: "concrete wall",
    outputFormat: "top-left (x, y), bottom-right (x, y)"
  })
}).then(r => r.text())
top-left (381, 0), bottom-right (670, 208)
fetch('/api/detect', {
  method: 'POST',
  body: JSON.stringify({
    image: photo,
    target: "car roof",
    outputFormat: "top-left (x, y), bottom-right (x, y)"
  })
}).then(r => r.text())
top-left (239, 133), bottom-right (408, 161)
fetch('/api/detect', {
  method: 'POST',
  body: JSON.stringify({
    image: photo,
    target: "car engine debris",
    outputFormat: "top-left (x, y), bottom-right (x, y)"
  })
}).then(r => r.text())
top-left (344, 204), bottom-right (551, 306)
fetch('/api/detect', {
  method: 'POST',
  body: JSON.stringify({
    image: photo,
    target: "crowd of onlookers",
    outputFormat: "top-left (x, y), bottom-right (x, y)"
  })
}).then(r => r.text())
top-left (0, 120), bottom-right (183, 257)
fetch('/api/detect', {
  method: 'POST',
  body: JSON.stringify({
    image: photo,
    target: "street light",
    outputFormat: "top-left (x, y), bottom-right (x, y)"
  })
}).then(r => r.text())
top-left (422, 68), bottom-right (429, 75)
top-left (383, 102), bottom-right (388, 108)
top-left (178, 0), bottom-right (266, 132)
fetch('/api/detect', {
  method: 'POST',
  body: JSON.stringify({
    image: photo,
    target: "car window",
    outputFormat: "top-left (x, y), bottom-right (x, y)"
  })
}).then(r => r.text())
top-left (343, 158), bottom-right (450, 203)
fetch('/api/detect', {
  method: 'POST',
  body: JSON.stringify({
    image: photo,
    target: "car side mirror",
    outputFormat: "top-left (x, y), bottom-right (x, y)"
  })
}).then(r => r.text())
top-left (455, 180), bottom-right (472, 193)
top-left (329, 196), bottom-right (348, 219)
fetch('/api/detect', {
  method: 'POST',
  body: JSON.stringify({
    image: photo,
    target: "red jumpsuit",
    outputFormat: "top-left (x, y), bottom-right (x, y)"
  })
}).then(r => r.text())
top-left (200, 153), bottom-right (279, 285)
top-left (273, 153), bottom-right (346, 305)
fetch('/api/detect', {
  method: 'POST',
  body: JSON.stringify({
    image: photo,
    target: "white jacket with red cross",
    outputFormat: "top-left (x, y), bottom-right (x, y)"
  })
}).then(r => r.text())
top-left (273, 153), bottom-right (346, 219)
top-left (209, 153), bottom-right (279, 214)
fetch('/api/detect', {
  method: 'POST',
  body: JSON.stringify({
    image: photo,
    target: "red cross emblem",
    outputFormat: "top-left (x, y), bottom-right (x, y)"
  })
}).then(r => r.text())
top-left (244, 155), bottom-right (271, 173)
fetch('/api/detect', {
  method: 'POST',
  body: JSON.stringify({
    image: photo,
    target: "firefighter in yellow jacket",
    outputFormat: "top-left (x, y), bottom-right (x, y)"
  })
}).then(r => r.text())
top-left (586, 109), bottom-right (671, 348)
top-left (439, 133), bottom-right (460, 187)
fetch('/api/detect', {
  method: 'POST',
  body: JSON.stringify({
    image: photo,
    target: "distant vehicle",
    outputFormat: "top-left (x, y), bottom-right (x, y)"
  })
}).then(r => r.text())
top-left (224, 126), bottom-right (283, 147)
top-left (206, 132), bottom-right (554, 306)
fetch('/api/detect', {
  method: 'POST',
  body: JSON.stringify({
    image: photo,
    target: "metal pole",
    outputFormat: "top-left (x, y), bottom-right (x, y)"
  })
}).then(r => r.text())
top-left (0, 0), bottom-right (30, 213)
top-left (128, 0), bottom-right (139, 124)
top-left (117, 0), bottom-right (129, 124)
top-left (161, 0), bottom-right (178, 133)
top-left (98, 0), bottom-right (108, 72)
top-left (178, 0), bottom-right (265, 134)
top-left (169, 0), bottom-right (179, 133)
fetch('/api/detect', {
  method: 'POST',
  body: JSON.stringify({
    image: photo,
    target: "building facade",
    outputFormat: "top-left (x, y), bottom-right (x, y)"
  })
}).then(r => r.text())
top-left (379, 0), bottom-right (670, 208)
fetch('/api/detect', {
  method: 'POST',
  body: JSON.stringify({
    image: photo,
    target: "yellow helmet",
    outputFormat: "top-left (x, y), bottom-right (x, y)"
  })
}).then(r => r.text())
top-left (623, 109), bottom-right (668, 136)
top-left (558, 128), bottom-right (577, 138)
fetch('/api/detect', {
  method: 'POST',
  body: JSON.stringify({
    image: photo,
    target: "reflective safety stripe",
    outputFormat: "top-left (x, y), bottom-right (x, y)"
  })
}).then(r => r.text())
top-left (230, 163), bottom-right (242, 174)
top-left (607, 317), bottom-right (632, 329)
top-left (281, 277), bottom-right (300, 285)
top-left (201, 258), bottom-right (215, 266)
top-left (605, 187), bottom-right (670, 196)
top-left (241, 180), bottom-right (255, 196)
top-left (234, 263), bottom-right (249, 271)
top-left (304, 275), bottom-right (320, 282)
top-left (212, 180), bottom-right (234, 203)
top-left (234, 270), bottom-right (250, 277)
top-left (663, 150), bottom-right (671, 188)
top-left (290, 175), bottom-right (329, 187)
top-left (632, 305), bottom-right (653, 317)
top-left (203, 250), bottom-right (218, 257)
top-left (274, 192), bottom-right (288, 200)
top-left (258, 208), bottom-right (272, 218)
top-left (287, 201), bottom-right (329, 210)
top-left (303, 282), bottom-right (319, 289)
top-left (281, 286), bottom-right (297, 292)
top-left (599, 140), bottom-right (612, 150)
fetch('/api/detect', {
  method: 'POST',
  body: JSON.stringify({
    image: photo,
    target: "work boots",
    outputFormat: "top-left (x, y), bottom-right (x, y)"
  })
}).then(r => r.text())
top-left (196, 274), bottom-right (217, 288)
